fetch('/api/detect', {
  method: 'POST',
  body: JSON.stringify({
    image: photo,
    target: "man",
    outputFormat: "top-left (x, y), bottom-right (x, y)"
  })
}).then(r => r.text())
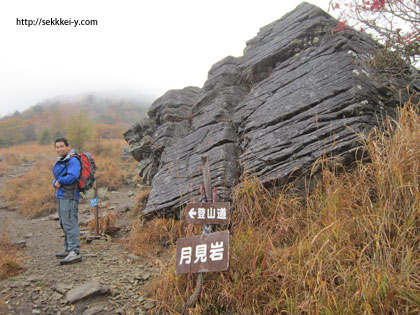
top-left (52, 138), bottom-right (82, 265)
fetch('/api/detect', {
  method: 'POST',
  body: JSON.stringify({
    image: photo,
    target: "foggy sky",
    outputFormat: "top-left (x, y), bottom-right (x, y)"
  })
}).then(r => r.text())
top-left (0, 0), bottom-right (333, 118)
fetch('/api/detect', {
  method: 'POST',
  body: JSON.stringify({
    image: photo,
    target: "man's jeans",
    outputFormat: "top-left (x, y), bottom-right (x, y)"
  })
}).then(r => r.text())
top-left (58, 199), bottom-right (80, 253)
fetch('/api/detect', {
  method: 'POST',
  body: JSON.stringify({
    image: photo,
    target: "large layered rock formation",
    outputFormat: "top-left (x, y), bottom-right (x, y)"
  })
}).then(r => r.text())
top-left (124, 2), bottom-right (419, 217)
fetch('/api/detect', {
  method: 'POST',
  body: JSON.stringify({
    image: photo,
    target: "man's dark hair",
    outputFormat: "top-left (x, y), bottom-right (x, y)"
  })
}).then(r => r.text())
top-left (54, 137), bottom-right (69, 147)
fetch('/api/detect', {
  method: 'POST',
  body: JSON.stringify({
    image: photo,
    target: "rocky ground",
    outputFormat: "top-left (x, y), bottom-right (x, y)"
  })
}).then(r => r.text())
top-left (0, 162), bottom-right (164, 315)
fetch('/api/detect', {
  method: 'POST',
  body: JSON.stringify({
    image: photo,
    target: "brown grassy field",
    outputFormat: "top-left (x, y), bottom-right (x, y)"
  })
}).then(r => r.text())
top-left (128, 101), bottom-right (420, 314)
top-left (0, 143), bottom-right (54, 176)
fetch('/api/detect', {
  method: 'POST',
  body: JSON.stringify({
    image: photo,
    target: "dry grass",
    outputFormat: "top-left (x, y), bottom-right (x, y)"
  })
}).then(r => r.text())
top-left (102, 211), bottom-right (118, 235)
top-left (1, 159), bottom-right (56, 218)
top-left (0, 142), bottom-right (54, 176)
top-left (143, 100), bottom-right (420, 314)
top-left (128, 189), bottom-right (205, 259)
top-left (130, 188), bottom-right (151, 218)
top-left (95, 155), bottom-right (124, 190)
top-left (1, 143), bottom-right (57, 217)
top-left (0, 143), bottom-right (53, 165)
top-left (0, 230), bottom-right (24, 281)
top-left (126, 189), bottom-right (181, 258)
top-left (87, 210), bottom-right (119, 235)
top-left (128, 217), bottom-right (186, 258)
top-left (92, 139), bottom-right (138, 190)
top-left (0, 162), bottom-right (11, 177)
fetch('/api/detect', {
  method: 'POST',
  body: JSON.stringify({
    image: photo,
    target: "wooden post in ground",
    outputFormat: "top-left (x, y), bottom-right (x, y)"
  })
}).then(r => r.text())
top-left (183, 155), bottom-right (216, 314)
top-left (94, 181), bottom-right (99, 236)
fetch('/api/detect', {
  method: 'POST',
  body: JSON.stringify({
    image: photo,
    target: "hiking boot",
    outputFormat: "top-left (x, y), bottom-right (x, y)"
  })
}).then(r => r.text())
top-left (60, 251), bottom-right (82, 265)
top-left (55, 250), bottom-right (69, 258)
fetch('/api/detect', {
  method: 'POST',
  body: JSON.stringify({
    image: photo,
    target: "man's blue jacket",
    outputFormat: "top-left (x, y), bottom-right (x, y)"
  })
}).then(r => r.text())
top-left (52, 149), bottom-right (81, 200)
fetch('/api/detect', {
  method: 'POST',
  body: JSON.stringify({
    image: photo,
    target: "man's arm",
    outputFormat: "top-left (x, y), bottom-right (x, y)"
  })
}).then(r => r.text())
top-left (57, 157), bottom-right (81, 186)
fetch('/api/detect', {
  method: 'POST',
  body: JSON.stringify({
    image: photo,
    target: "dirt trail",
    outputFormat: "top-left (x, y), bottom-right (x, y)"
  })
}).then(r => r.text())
top-left (0, 163), bottom-right (160, 315)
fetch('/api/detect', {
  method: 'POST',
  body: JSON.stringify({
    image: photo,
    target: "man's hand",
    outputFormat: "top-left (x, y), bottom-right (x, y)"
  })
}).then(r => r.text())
top-left (54, 181), bottom-right (61, 189)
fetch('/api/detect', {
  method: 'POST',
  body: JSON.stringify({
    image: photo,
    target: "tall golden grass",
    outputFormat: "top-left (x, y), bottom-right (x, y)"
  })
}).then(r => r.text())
top-left (144, 101), bottom-right (420, 314)
top-left (131, 188), bottom-right (151, 218)
top-left (128, 184), bottom-right (205, 259)
top-left (0, 143), bottom-right (56, 218)
top-left (128, 217), bottom-right (185, 258)
top-left (87, 210), bottom-right (119, 235)
top-left (89, 139), bottom-right (137, 190)
top-left (1, 160), bottom-right (56, 218)
top-left (0, 143), bottom-right (53, 165)
top-left (0, 143), bottom-right (54, 176)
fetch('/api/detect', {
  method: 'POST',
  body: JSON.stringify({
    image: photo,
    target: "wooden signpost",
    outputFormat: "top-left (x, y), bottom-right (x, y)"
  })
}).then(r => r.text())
top-left (93, 180), bottom-right (99, 236)
top-left (86, 181), bottom-right (107, 243)
top-left (184, 202), bottom-right (230, 225)
top-left (177, 156), bottom-right (231, 314)
top-left (175, 230), bottom-right (229, 274)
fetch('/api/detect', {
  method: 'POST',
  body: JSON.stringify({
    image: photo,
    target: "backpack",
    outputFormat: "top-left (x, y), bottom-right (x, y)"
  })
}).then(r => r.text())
top-left (71, 152), bottom-right (97, 193)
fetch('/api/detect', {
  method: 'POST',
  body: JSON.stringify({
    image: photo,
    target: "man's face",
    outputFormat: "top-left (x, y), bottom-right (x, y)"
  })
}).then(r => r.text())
top-left (55, 142), bottom-right (71, 158)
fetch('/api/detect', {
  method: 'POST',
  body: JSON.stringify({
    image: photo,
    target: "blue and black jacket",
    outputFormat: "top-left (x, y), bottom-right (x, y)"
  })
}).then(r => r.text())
top-left (52, 149), bottom-right (81, 200)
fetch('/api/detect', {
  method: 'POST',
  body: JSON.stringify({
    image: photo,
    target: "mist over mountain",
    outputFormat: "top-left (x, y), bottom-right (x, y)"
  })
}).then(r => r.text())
top-left (9, 92), bottom-right (154, 126)
top-left (0, 92), bottom-right (155, 147)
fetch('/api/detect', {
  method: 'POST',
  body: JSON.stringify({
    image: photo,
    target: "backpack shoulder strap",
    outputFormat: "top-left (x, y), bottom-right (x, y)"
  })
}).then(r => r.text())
top-left (67, 154), bottom-right (82, 179)
top-left (62, 154), bottom-right (80, 194)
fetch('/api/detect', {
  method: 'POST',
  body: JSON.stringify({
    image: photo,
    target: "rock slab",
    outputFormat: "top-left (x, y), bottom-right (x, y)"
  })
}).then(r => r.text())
top-left (66, 281), bottom-right (110, 304)
top-left (124, 2), bottom-right (420, 217)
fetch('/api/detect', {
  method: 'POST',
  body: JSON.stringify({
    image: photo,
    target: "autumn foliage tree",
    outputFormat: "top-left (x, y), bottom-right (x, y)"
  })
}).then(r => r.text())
top-left (0, 118), bottom-right (25, 147)
top-left (49, 109), bottom-right (67, 141)
top-left (38, 128), bottom-right (52, 145)
top-left (66, 112), bottom-right (94, 152)
top-left (330, 0), bottom-right (420, 69)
